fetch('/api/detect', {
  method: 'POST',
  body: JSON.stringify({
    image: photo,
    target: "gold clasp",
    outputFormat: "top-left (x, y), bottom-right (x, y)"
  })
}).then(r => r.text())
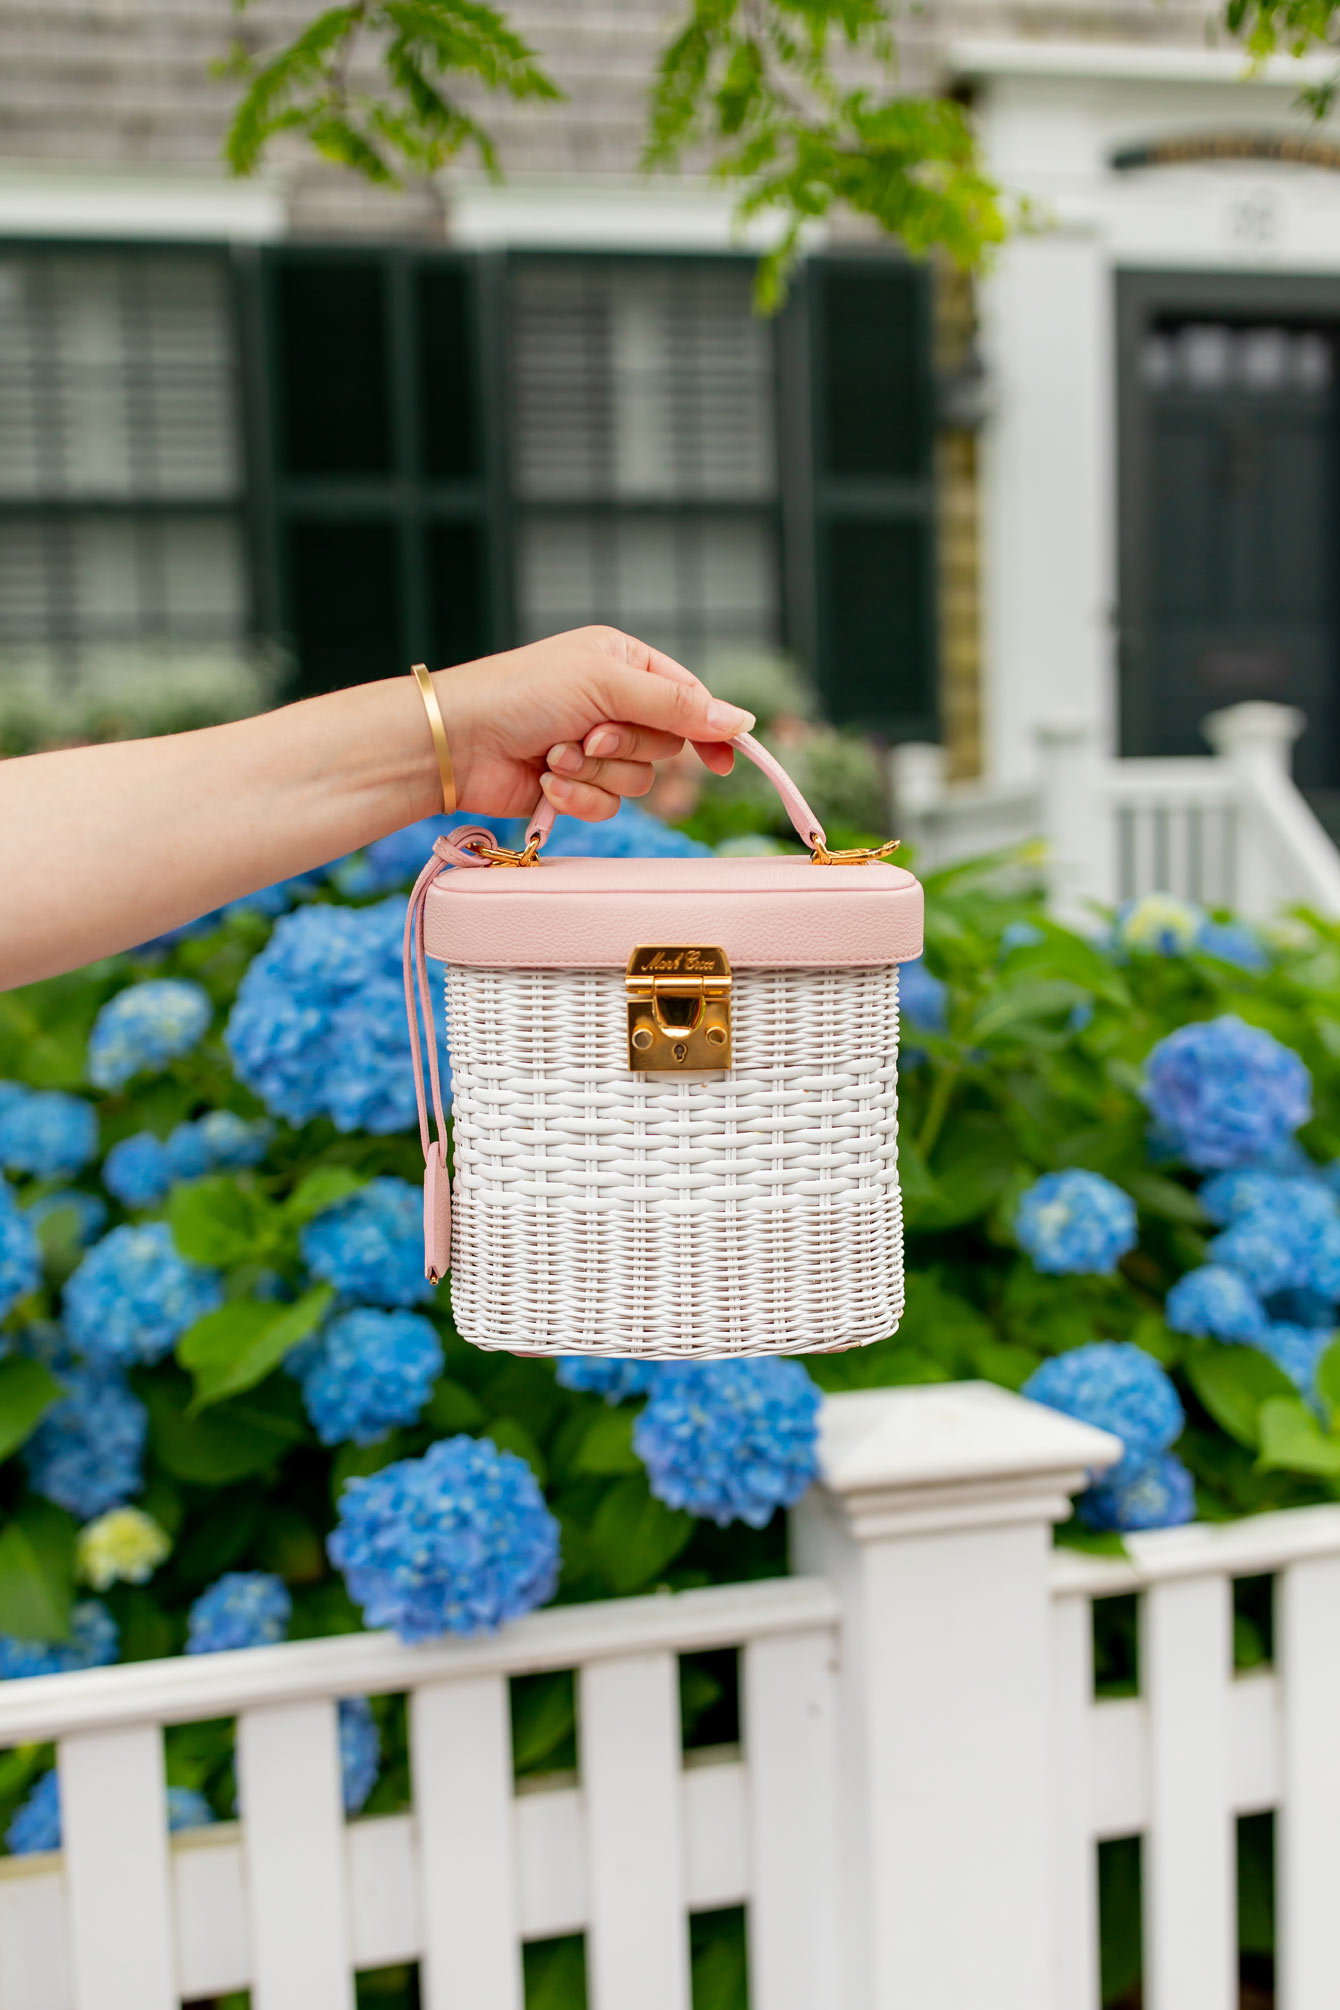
top-left (462, 836), bottom-right (542, 868)
top-left (809, 832), bottom-right (901, 866)
top-left (626, 946), bottom-right (732, 1070)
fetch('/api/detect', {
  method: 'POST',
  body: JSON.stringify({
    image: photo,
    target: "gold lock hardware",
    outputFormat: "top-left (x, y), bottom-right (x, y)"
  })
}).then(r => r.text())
top-left (626, 946), bottom-right (732, 1070)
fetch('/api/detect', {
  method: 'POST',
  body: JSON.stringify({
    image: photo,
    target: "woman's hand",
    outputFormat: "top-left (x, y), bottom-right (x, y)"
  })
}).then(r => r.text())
top-left (432, 626), bottom-right (754, 824)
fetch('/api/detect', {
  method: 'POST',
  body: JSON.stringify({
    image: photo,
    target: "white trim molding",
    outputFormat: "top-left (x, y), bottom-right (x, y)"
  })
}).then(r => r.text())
top-left (0, 165), bottom-right (286, 242)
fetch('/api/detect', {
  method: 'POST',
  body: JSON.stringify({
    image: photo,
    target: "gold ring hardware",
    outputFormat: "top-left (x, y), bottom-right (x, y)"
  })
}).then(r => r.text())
top-left (626, 945), bottom-right (732, 1071)
top-left (463, 836), bottom-right (542, 868)
top-left (809, 833), bottom-right (902, 866)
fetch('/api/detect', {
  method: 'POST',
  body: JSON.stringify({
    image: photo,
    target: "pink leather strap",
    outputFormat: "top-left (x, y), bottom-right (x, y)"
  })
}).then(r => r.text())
top-left (403, 827), bottom-right (496, 1278)
top-left (523, 731), bottom-right (825, 853)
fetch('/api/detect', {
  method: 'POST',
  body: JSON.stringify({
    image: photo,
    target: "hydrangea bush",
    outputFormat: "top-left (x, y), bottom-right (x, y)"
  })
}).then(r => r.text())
top-left (5, 824), bottom-right (1340, 2000)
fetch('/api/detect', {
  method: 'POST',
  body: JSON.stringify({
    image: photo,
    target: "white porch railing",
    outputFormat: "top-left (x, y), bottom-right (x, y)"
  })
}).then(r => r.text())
top-left (3, 1381), bottom-right (1340, 2009)
top-left (890, 702), bottom-right (1340, 927)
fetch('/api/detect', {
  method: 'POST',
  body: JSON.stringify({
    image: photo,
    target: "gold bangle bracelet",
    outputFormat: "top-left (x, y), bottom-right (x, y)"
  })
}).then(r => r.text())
top-left (410, 662), bottom-right (457, 815)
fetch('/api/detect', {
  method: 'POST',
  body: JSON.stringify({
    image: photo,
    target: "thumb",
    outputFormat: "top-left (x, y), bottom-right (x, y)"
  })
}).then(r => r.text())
top-left (591, 661), bottom-right (755, 744)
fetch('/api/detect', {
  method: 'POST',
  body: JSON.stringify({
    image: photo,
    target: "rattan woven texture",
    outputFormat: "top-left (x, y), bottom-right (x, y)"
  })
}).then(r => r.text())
top-left (445, 963), bottom-right (903, 1357)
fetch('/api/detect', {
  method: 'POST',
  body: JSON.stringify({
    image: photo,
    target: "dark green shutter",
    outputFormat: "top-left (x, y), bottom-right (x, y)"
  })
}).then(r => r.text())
top-left (808, 257), bottom-right (937, 738)
top-left (258, 249), bottom-right (493, 697)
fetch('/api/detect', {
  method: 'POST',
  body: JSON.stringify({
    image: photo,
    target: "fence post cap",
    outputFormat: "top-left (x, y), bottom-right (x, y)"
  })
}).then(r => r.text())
top-left (812, 1382), bottom-right (1122, 1540)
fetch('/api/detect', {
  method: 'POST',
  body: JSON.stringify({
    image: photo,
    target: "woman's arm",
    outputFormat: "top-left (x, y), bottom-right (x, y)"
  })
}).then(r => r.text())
top-left (0, 627), bottom-right (753, 990)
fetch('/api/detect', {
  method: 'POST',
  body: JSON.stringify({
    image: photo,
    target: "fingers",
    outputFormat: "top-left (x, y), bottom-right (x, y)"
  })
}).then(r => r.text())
top-left (593, 627), bottom-right (704, 690)
top-left (539, 772), bottom-right (621, 821)
top-left (697, 741), bottom-right (736, 776)
top-left (577, 723), bottom-right (685, 764)
top-left (589, 658), bottom-right (755, 747)
top-left (546, 742), bottom-right (656, 797)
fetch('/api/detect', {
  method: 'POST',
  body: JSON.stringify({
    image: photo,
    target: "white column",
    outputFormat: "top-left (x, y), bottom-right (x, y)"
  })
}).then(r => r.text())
top-left (1037, 718), bottom-right (1114, 927)
top-left (790, 1382), bottom-right (1121, 2010)
top-left (978, 230), bottom-right (1115, 789)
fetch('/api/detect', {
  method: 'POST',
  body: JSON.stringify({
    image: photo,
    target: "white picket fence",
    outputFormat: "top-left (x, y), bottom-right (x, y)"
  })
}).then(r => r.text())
top-left (891, 701), bottom-right (1340, 927)
top-left (2, 1381), bottom-right (1340, 2010)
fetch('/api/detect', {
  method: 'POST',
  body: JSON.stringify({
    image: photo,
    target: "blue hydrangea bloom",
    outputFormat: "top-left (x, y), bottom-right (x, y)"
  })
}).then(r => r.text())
top-left (1197, 920), bottom-right (1269, 972)
top-left (0, 1181), bottom-right (40, 1317)
top-left (166, 1786), bottom-right (215, 1832)
top-left (227, 898), bottom-right (433, 1134)
top-left (1080, 1451), bottom-right (1197, 1533)
top-left (0, 1083), bottom-right (28, 1118)
top-left (1115, 894), bottom-right (1204, 956)
top-left (632, 1358), bottom-right (822, 1529)
top-left (163, 1123), bottom-right (212, 1182)
top-left (23, 1364), bottom-right (147, 1518)
top-left (1267, 1286), bottom-right (1336, 1330)
top-left (186, 1572), bottom-right (292, 1655)
top-left (339, 1697), bottom-right (381, 1814)
top-left (297, 1309), bottom-right (443, 1446)
top-left (64, 1223), bottom-right (222, 1368)
top-left (190, 1112), bottom-right (273, 1171)
top-left (329, 1435), bottom-right (560, 1643)
top-left (1255, 1321), bottom-right (1333, 1401)
top-left (555, 1357), bottom-right (661, 1403)
top-left (0, 1091), bottom-right (98, 1180)
top-left (334, 814), bottom-right (529, 896)
top-left (300, 1178), bottom-right (431, 1308)
top-left (1023, 1342), bottom-right (1183, 1458)
top-left (0, 1600), bottom-right (119, 1680)
top-left (1165, 1265), bottom-right (1267, 1343)
top-left (1014, 1170), bottom-right (1138, 1277)
top-left (542, 800), bottom-right (711, 859)
top-left (7, 1770), bottom-right (61, 1854)
top-left (1144, 1016), bottom-right (1312, 1171)
top-left (102, 1133), bottom-right (172, 1209)
top-left (1210, 1197), bottom-right (1340, 1302)
top-left (898, 957), bottom-right (948, 1034)
top-left (86, 980), bottom-right (212, 1090)
top-left (1199, 1168), bottom-right (1311, 1226)
top-left (24, 1190), bottom-right (107, 1245)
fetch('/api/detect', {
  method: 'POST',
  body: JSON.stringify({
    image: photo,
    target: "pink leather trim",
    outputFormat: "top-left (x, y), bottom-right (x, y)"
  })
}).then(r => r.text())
top-left (423, 1147), bottom-right (451, 1282)
top-left (424, 855), bottom-right (923, 968)
top-left (524, 729), bottom-right (825, 854)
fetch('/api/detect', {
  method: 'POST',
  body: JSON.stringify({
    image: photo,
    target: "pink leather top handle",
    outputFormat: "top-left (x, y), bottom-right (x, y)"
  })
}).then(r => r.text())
top-left (522, 730), bottom-right (826, 853)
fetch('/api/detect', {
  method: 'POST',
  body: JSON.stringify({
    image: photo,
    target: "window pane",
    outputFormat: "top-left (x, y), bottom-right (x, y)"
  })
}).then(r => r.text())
top-left (819, 264), bottom-right (929, 481)
top-left (0, 252), bottom-right (238, 500)
top-left (286, 518), bottom-right (399, 692)
top-left (425, 519), bottom-right (486, 668)
top-left (822, 518), bottom-right (933, 727)
top-left (418, 265), bottom-right (480, 480)
top-left (0, 511), bottom-right (246, 683)
top-left (517, 510), bottom-right (776, 670)
top-left (277, 259), bottom-right (392, 477)
top-left (511, 261), bottom-right (775, 502)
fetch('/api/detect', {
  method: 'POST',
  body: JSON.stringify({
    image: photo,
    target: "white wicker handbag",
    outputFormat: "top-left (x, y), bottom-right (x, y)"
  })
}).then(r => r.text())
top-left (403, 733), bottom-right (923, 1359)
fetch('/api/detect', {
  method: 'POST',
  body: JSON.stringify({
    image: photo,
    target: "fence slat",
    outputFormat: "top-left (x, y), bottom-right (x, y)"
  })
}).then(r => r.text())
top-left (1277, 1554), bottom-right (1340, 2009)
top-left (0, 1862), bottom-right (70, 2010)
top-left (235, 1697), bottom-right (352, 2010)
top-left (743, 1631), bottom-right (840, 2010)
top-left (412, 1673), bottom-right (522, 2010)
top-left (1052, 1596), bottom-right (1099, 2010)
top-left (173, 1826), bottom-right (248, 2000)
top-left (581, 1651), bottom-right (691, 2010)
top-left (1143, 1577), bottom-right (1235, 2010)
top-left (59, 1725), bottom-right (175, 2010)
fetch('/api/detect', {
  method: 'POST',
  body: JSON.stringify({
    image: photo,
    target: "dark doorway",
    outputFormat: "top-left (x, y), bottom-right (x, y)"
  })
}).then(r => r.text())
top-left (1118, 273), bottom-right (1340, 821)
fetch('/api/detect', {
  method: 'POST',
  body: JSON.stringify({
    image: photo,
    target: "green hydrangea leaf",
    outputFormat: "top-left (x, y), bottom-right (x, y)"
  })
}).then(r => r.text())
top-left (144, 1378), bottom-right (295, 1485)
top-left (0, 1357), bottom-right (65, 1464)
top-left (178, 1285), bottom-right (334, 1413)
top-left (588, 1474), bottom-right (693, 1594)
top-left (0, 1501), bottom-right (77, 1644)
top-left (1257, 1395), bottom-right (1340, 1477)
top-left (1187, 1347), bottom-right (1297, 1451)
top-left (169, 1176), bottom-right (274, 1267)
top-left (570, 1406), bottom-right (640, 1476)
top-left (282, 1167), bottom-right (368, 1225)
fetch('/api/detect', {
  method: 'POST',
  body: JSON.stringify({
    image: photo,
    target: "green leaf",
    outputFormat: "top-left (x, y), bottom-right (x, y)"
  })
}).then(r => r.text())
top-left (1054, 1523), bottom-right (1129, 1557)
top-left (178, 1285), bottom-right (333, 1412)
top-left (144, 1378), bottom-right (293, 1485)
top-left (422, 1375), bottom-right (486, 1432)
top-left (967, 979), bottom-right (1089, 1045)
top-left (1315, 1336), bottom-right (1340, 1417)
top-left (169, 1177), bottom-right (271, 1267)
top-left (332, 1435), bottom-right (406, 1502)
top-left (0, 1501), bottom-right (77, 1643)
top-left (588, 1475), bottom-right (692, 1594)
top-left (570, 1407), bottom-right (641, 1476)
top-left (282, 1166), bottom-right (367, 1225)
top-left (510, 1669), bottom-right (576, 1774)
top-left (1257, 1396), bottom-right (1340, 1478)
top-left (486, 1416), bottom-right (547, 1485)
top-left (1187, 1347), bottom-right (1297, 1450)
top-left (0, 1357), bottom-right (64, 1462)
